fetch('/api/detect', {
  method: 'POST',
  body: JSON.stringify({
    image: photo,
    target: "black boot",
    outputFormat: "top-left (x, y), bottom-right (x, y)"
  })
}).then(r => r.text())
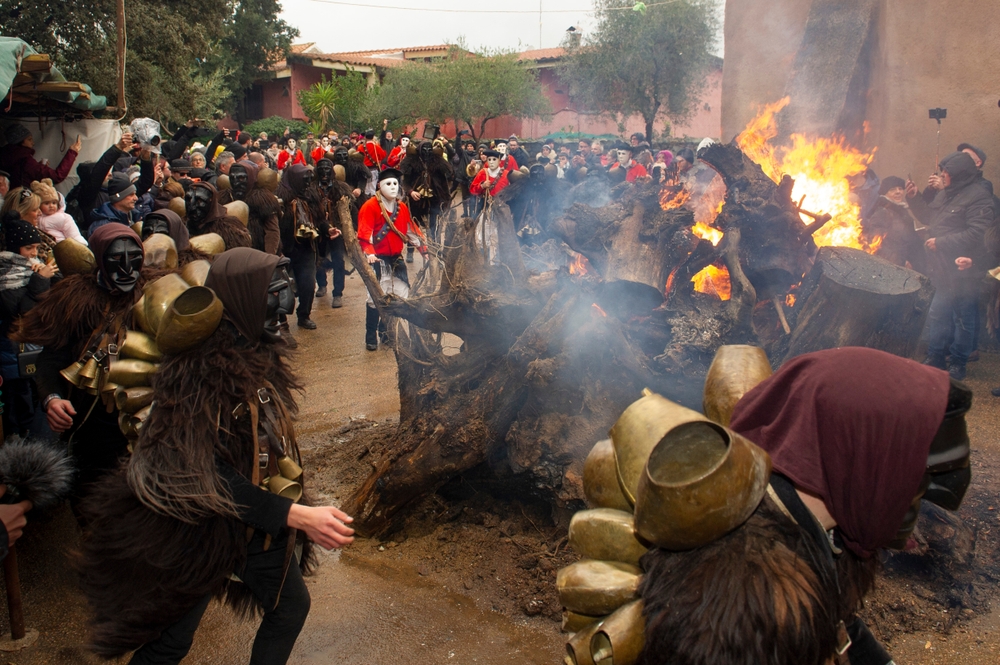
top-left (365, 306), bottom-right (379, 351)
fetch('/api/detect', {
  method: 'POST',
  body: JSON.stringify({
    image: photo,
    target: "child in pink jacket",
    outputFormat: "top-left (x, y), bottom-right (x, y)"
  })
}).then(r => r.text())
top-left (30, 179), bottom-right (88, 246)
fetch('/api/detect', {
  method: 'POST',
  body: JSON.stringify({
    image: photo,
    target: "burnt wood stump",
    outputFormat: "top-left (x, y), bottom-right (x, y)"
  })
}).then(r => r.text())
top-left (781, 246), bottom-right (933, 362)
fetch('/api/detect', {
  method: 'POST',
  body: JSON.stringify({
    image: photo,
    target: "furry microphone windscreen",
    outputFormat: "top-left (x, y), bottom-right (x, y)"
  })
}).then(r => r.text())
top-left (0, 440), bottom-right (74, 509)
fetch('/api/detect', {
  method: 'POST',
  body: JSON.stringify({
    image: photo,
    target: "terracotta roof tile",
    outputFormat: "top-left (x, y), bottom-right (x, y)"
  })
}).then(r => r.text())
top-left (518, 47), bottom-right (567, 62)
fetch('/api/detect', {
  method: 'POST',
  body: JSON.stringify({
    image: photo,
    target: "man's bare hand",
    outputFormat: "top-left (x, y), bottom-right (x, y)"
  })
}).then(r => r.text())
top-left (925, 237), bottom-right (937, 251)
top-left (352, 188), bottom-right (361, 198)
top-left (46, 398), bottom-right (76, 432)
top-left (70, 135), bottom-right (82, 153)
top-left (118, 132), bottom-right (133, 151)
top-left (928, 174), bottom-right (945, 190)
top-left (905, 179), bottom-right (918, 199)
top-left (0, 486), bottom-right (31, 546)
top-left (956, 257), bottom-right (973, 270)
top-left (328, 227), bottom-right (342, 239)
top-left (410, 190), bottom-right (421, 201)
top-left (287, 504), bottom-right (354, 550)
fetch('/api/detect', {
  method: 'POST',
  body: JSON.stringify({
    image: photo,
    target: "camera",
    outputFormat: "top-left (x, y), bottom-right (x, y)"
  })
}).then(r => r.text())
top-left (928, 108), bottom-right (947, 121)
top-left (130, 117), bottom-right (162, 153)
top-left (422, 124), bottom-right (440, 140)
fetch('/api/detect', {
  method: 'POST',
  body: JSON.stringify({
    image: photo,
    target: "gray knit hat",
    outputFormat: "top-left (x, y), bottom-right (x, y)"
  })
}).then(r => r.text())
top-left (4, 124), bottom-right (31, 146)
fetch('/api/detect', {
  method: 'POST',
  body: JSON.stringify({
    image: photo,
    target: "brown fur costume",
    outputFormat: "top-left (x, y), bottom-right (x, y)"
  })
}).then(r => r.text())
top-left (74, 324), bottom-right (315, 657)
top-left (188, 182), bottom-right (252, 250)
top-left (637, 497), bottom-right (878, 665)
top-left (220, 162), bottom-right (282, 254)
top-left (11, 272), bottom-right (138, 356)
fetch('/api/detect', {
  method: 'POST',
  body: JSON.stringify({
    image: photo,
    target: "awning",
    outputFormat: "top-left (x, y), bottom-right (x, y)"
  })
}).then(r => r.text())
top-left (0, 36), bottom-right (108, 114)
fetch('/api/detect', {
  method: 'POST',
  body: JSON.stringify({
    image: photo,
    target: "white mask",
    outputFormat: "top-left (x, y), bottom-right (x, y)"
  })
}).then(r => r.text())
top-left (486, 156), bottom-right (500, 171)
top-left (321, 138), bottom-right (329, 147)
top-left (617, 150), bottom-right (630, 165)
top-left (287, 139), bottom-right (296, 150)
top-left (497, 143), bottom-right (507, 156)
top-left (379, 177), bottom-right (400, 200)
top-left (400, 137), bottom-right (410, 149)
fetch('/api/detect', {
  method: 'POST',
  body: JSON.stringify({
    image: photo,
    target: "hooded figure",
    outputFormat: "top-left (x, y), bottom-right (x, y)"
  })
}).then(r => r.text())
top-left (74, 247), bottom-right (350, 664)
top-left (331, 145), bottom-right (371, 201)
top-left (400, 140), bottom-right (453, 249)
top-left (639, 347), bottom-right (961, 665)
top-left (12, 224), bottom-right (145, 500)
top-left (908, 151), bottom-right (995, 378)
top-left (277, 164), bottom-right (328, 329)
top-left (223, 161), bottom-right (282, 255)
top-left (185, 181), bottom-right (252, 250)
top-left (863, 176), bottom-right (925, 272)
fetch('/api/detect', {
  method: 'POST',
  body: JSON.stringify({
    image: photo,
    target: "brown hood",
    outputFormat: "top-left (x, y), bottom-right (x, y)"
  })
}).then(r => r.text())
top-left (205, 247), bottom-right (281, 343)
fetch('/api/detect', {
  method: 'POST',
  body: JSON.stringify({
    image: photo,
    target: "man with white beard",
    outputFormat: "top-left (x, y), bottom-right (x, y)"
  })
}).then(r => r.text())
top-left (356, 168), bottom-right (428, 350)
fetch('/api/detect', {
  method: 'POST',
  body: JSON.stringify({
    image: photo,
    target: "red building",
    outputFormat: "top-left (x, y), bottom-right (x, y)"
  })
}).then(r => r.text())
top-left (247, 43), bottom-right (722, 141)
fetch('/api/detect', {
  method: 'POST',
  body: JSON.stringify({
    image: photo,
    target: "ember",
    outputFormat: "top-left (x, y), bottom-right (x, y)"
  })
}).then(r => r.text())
top-left (737, 97), bottom-right (880, 253)
top-left (568, 253), bottom-right (591, 276)
top-left (591, 303), bottom-right (608, 317)
top-left (659, 188), bottom-right (691, 210)
top-left (692, 265), bottom-right (731, 301)
top-left (785, 293), bottom-right (796, 308)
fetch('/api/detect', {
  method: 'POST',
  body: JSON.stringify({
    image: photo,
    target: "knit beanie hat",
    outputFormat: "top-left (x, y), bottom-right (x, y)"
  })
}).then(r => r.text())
top-left (878, 176), bottom-right (906, 196)
top-left (229, 143), bottom-right (248, 159)
top-left (4, 218), bottom-right (42, 250)
top-left (108, 173), bottom-right (136, 203)
top-left (4, 124), bottom-right (31, 146)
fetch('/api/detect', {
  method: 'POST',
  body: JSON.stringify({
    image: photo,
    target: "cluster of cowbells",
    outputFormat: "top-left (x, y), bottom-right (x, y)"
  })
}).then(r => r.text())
top-left (558, 345), bottom-right (775, 665)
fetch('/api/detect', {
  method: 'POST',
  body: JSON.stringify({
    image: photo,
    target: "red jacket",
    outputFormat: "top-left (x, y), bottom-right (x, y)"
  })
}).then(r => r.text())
top-left (0, 144), bottom-right (78, 188)
top-left (500, 155), bottom-right (518, 172)
top-left (310, 146), bottom-right (327, 164)
top-left (360, 141), bottom-right (386, 169)
top-left (469, 168), bottom-right (509, 197)
top-left (386, 146), bottom-right (406, 168)
top-left (358, 196), bottom-right (423, 257)
top-left (277, 149), bottom-right (305, 171)
top-left (615, 161), bottom-right (648, 182)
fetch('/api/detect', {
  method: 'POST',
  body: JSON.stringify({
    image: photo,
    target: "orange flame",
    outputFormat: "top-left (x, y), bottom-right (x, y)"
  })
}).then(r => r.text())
top-left (664, 266), bottom-right (680, 296)
top-left (568, 253), bottom-right (591, 276)
top-left (785, 293), bottom-right (796, 307)
top-left (692, 265), bottom-right (731, 301)
top-left (692, 222), bottom-right (724, 246)
top-left (660, 188), bottom-right (691, 210)
top-left (737, 97), bottom-right (879, 253)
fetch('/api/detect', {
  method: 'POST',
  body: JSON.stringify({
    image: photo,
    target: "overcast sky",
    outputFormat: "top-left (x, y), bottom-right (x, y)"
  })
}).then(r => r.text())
top-left (279, 0), bottom-right (723, 55)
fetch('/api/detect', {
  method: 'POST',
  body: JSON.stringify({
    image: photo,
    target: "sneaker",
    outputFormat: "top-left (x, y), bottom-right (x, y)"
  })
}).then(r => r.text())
top-left (331, 296), bottom-right (343, 308)
top-left (315, 287), bottom-right (327, 298)
top-left (366, 343), bottom-right (378, 351)
top-left (297, 318), bottom-right (317, 330)
top-left (948, 364), bottom-right (966, 381)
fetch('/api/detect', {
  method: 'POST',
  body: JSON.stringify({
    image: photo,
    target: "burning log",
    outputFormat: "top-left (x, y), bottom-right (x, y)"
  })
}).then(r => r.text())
top-left (777, 246), bottom-right (934, 362)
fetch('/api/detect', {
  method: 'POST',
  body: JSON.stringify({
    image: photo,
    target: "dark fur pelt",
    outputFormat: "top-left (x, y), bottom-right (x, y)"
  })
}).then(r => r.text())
top-left (400, 152), bottom-right (453, 216)
top-left (0, 440), bottom-right (74, 509)
top-left (190, 215), bottom-right (252, 250)
top-left (638, 498), bottom-right (876, 665)
top-left (75, 326), bottom-right (315, 658)
top-left (10, 273), bottom-right (136, 352)
top-left (244, 187), bottom-right (282, 253)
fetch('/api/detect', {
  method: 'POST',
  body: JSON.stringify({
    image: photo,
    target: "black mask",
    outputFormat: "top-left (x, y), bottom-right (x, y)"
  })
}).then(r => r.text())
top-left (419, 142), bottom-right (434, 160)
top-left (300, 170), bottom-right (313, 189)
top-left (230, 165), bottom-right (250, 200)
top-left (316, 162), bottom-right (333, 187)
top-left (141, 214), bottom-right (171, 241)
top-left (102, 237), bottom-right (143, 293)
top-left (262, 259), bottom-right (294, 343)
top-left (333, 149), bottom-right (348, 167)
top-left (185, 187), bottom-right (214, 225)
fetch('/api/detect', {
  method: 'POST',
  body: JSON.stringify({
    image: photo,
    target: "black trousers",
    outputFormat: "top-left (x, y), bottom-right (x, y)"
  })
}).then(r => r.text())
top-left (129, 530), bottom-right (310, 665)
top-left (290, 244), bottom-right (316, 320)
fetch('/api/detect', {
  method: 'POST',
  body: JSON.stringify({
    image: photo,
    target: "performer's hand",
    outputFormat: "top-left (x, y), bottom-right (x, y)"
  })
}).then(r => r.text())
top-left (956, 257), bottom-right (973, 270)
top-left (0, 487), bottom-right (31, 546)
top-left (352, 188), bottom-right (361, 197)
top-left (410, 190), bottom-right (421, 201)
top-left (366, 253), bottom-right (378, 264)
top-left (287, 504), bottom-right (355, 550)
top-left (328, 227), bottom-right (342, 239)
top-left (46, 398), bottom-right (77, 432)
top-left (925, 237), bottom-right (937, 251)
